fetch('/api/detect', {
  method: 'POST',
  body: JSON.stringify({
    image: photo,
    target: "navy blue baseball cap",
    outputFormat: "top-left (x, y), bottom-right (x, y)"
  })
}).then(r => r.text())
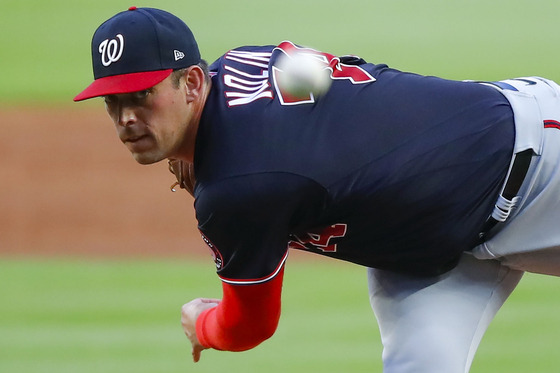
top-left (74, 7), bottom-right (201, 101)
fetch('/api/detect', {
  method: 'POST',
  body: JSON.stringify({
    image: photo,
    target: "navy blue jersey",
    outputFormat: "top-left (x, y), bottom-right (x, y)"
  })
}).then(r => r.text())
top-left (193, 42), bottom-right (515, 280)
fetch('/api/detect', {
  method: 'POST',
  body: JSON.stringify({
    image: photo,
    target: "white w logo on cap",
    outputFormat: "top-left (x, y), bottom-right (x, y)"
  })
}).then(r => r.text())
top-left (99, 34), bottom-right (125, 67)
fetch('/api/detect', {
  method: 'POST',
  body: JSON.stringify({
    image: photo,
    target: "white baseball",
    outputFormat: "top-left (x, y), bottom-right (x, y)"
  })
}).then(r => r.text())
top-left (275, 52), bottom-right (332, 98)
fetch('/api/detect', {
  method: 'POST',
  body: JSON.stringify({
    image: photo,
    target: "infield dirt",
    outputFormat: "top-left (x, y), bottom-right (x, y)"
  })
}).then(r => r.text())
top-left (0, 106), bottom-right (207, 258)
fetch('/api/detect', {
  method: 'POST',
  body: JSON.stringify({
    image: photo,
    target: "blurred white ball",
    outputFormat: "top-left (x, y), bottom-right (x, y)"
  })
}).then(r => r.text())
top-left (275, 52), bottom-right (332, 98)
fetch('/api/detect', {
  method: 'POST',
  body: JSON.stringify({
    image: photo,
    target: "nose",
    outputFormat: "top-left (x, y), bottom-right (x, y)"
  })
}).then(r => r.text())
top-left (117, 104), bottom-right (137, 127)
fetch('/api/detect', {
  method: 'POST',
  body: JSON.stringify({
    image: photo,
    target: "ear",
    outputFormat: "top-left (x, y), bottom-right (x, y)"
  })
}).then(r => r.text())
top-left (183, 65), bottom-right (206, 103)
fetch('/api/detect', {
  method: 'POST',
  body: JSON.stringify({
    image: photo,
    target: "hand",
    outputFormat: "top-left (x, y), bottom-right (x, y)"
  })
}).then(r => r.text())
top-left (181, 298), bottom-right (220, 362)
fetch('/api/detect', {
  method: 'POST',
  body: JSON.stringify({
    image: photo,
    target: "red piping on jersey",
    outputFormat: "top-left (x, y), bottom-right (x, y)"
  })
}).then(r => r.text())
top-left (544, 119), bottom-right (560, 130)
top-left (196, 266), bottom-right (284, 351)
top-left (218, 250), bottom-right (289, 285)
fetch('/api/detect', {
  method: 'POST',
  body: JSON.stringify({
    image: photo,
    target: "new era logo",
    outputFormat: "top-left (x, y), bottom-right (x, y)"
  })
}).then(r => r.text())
top-left (174, 50), bottom-right (185, 61)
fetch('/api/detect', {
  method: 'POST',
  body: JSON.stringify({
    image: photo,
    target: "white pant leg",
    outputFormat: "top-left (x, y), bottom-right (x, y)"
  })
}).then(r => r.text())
top-left (473, 77), bottom-right (560, 276)
top-left (368, 253), bottom-right (523, 373)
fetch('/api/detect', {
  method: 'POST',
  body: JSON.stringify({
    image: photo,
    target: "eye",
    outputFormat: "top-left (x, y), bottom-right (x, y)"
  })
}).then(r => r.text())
top-left (131, 89), bottom-right (151, 102)
top-left (104, 95), bottom-right (117, 104)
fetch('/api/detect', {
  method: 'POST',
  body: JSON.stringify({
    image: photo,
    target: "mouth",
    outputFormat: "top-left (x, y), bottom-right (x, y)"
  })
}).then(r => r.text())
top-left (123, 134), bottom-right (149, 143)
top-left (121, 133), bottom-right (155, 154)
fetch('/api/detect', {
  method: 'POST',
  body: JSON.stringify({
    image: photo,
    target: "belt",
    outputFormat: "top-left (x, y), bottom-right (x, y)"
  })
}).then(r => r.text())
top-left (478, 148), bottom-right (533, 241)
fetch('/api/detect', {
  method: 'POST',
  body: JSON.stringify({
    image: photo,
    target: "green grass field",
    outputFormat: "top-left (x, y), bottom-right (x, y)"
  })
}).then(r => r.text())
top-left (2, 0), bottom-right (560, 104)
top-left (2, 0), bottom-right (560, 371)
top-left (1, 258), bottom-right (559, 373)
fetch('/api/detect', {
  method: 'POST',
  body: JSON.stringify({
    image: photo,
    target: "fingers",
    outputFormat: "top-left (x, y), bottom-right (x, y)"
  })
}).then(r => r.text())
top-left (181, 298), bottom-right (221, 363)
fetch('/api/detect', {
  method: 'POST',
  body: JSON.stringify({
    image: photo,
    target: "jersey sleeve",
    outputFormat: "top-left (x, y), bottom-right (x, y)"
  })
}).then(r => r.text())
top-left (194, 172), bottom-right (326, 283)
top-left (193, 173), bottom-right (325, 351)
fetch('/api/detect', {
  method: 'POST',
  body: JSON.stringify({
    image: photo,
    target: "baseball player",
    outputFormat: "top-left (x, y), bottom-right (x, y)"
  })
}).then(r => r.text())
top-left (74, 7), bottom-right (560, 372)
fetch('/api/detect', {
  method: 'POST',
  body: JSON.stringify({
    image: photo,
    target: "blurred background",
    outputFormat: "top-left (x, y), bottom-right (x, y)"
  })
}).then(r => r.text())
top-left (1, 0), bottom-right (559, 372)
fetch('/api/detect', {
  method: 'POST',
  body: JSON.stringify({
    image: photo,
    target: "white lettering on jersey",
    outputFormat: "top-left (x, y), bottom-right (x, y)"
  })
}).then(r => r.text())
top-left (225, 50), bottom-right (271, 69)
top-left (223, 51), bottom-right (274, 107)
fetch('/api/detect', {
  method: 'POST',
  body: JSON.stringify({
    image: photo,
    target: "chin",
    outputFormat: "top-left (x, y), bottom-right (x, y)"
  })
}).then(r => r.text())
top-left (131, 152), bottom-right (166, 165)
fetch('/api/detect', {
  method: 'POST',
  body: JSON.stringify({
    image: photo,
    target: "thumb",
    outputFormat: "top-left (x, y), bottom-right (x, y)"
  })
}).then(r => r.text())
top-left (192, 344), bottom-right (203, 363)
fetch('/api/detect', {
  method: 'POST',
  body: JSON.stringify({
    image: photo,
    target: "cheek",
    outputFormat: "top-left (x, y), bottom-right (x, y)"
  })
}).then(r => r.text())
top-left (105, 103), bottom-right (117, 122)
top-left (105, 104), bottom-right (126, 131)
top-left (154, 94), bottom-right (189, 126)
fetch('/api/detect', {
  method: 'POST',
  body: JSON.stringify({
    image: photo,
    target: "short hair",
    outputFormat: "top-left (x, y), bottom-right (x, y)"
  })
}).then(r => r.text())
top-left (171, 60), bottom-right (210, 88)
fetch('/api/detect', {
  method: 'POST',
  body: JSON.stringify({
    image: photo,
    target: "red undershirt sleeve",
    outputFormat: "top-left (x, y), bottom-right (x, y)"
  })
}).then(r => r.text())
top-left (195, 266), bottom-right (285, 351)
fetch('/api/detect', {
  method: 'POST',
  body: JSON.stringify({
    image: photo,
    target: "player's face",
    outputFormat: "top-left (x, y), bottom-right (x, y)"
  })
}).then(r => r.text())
top-left (104, 75), bottom-right (196, 165)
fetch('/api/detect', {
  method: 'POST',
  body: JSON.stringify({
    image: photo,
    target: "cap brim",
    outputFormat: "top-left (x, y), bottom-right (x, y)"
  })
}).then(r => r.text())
top-left (73, 69), bottom-right (173, 102)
